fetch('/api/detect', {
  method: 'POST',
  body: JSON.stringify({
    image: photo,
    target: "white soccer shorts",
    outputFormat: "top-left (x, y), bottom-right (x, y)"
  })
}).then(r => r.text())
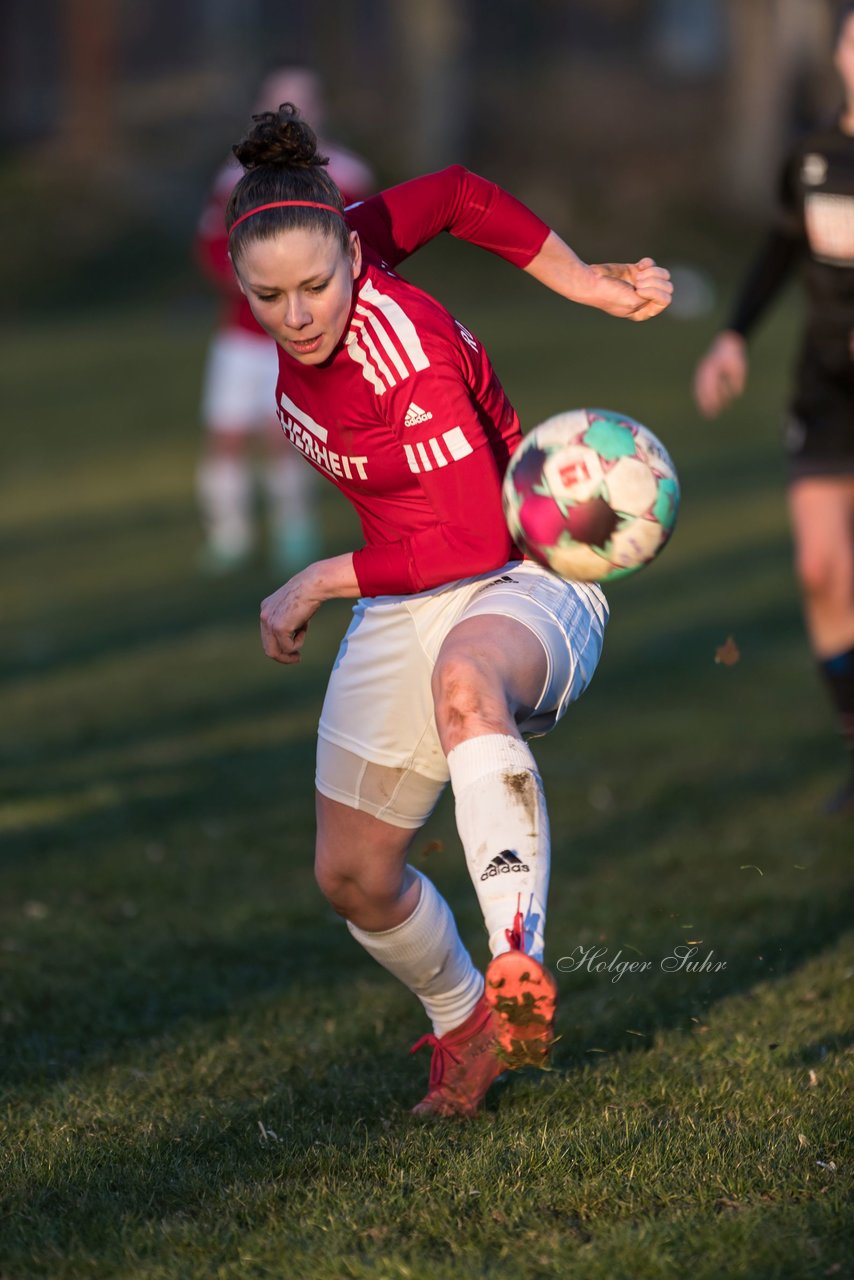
top-left (315, 560), bottom-right (608, 828)
top-left (201, 329), bottom-right (280, 433)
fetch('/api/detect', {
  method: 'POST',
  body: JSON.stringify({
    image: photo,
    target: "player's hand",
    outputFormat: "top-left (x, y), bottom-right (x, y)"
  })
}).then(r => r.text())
top-left (260, 572), bottom-right (323, 665)
top-left (588, 258), bottom-right (674, 321)
top-left (260, 554), bottom-right (360, 664)
top-left (693, 331), bottom-right (748, 418)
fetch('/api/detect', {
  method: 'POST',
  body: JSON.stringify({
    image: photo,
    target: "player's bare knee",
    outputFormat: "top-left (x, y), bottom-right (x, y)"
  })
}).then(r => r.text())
top-left (314, 864), bottom-right (371, 919)
top-left (796, 547), bottom-right (835, 598)
top-left (313, 857), bottom-right (352, 910)
top-left (314, 853), bottom-right (407, 920)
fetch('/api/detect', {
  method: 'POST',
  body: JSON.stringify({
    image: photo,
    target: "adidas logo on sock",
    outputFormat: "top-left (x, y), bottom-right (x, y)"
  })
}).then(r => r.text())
top-left (480, 850), bottom-right (530, 880)
top-left (404, 402), bottom-right (433, 427)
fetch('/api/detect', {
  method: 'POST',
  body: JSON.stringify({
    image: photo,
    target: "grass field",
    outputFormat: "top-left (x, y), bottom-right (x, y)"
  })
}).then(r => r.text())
top-left (1, 245), bottom-right (852, 1279)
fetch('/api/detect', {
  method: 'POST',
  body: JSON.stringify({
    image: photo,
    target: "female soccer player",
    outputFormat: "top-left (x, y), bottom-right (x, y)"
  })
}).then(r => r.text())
top-left (694, 2), bottom-right (854, 814)
top-left (228, 105), bottom-right (672, 1116)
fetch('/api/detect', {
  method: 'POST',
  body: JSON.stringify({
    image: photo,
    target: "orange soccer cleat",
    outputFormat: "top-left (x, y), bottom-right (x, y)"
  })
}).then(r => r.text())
top-left (483, 898), bottom-right (559, 1069)
top-left (410, 996), bottom-right (505, 1118)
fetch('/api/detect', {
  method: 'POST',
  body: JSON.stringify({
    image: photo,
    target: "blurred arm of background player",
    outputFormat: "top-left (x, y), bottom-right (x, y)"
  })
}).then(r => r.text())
top-left (693, 162), bottom-right (804, 418)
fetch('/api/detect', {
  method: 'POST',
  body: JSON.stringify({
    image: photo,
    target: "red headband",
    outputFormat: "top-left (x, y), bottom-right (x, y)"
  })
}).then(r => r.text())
top-left (228, 200), bottom-right (345, 237)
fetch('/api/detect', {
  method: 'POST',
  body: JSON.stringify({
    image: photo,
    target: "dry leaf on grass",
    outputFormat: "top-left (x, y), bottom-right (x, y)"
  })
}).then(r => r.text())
top-left (418, 839), bottom-right (444, 858)
top-left (715, 636), bottom-right (741, 665)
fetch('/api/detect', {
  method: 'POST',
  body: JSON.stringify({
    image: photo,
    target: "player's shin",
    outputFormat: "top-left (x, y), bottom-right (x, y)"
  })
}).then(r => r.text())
top-left (196, 456), bottom-right (253, 565)
top-left (345, 869), bottom-right (484, 1037)
top-left (264, 454), bottom-right (321, 573)
top-left (447, 733), bottom-right (550, 961)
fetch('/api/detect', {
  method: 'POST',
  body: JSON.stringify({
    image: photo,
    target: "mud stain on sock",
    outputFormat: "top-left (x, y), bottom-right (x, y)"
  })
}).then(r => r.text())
top-left (503, 770), bottom-right (537, 834)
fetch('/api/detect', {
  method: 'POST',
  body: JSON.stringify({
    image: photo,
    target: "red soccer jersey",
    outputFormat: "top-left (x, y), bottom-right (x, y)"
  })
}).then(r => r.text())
top-left (273, 165), bottom-right (551, 596)
top-left (196, 146), bottom-right (375, 337)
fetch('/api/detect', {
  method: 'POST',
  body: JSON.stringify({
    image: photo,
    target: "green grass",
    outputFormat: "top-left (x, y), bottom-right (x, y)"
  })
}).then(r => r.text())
top-left (1, 248), bottom-right (852, 1279)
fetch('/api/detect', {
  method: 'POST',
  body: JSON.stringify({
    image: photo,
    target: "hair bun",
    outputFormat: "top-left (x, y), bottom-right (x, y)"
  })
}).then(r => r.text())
top-left (233, 103), bottom-right (329, 171)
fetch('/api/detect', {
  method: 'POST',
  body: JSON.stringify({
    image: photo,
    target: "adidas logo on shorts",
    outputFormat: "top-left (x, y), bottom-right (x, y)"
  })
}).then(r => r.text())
top-left (404, 402), bottom-right (433, 427)
top-left (480, 850), bottom-right (530, 880)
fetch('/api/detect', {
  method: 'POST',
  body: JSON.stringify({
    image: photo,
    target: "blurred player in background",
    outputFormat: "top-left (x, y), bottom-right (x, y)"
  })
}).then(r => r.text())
top-left (195, 68), bottom-right (374, 574)
top-left (694, 1), bottom-right (854, 815)
top-left (226, 105), bottom-right (672, 1117)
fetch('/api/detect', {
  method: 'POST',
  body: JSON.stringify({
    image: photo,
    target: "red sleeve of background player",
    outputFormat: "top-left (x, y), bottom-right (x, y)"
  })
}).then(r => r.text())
top-left (346, 166), bottom-right (550, 271)
top-left (352, 359), bottom-right (516, 596)
top-left (195, 172), bottom-right (241, 291)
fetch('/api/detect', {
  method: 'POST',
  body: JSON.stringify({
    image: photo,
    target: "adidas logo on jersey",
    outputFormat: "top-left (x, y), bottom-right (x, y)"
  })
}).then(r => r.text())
top-left (404, 402), bottom-right (433, 427)
top-left (480, 850), bottom-right (530, 881)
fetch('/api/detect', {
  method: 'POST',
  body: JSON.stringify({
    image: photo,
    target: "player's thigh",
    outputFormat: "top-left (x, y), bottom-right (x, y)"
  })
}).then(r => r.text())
top-left (316, 596), bottom-right (450, 803)
top-left (432, 614), bottom-right (550, 728)
top-left (316, 738), bottom-right (445, 837)
top-left (314, 788), bottom-right (417, 896)
top-left (206, 428), bottom-right (247, 459)
top-left (788, 475), bottom-right (854, 592)
top-left (448, 563), bottom-right (609, 736)
top-left (202, 332), bottom-right (277, 433)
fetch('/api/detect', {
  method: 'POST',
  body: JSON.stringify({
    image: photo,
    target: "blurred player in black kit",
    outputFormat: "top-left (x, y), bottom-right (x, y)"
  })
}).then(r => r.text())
top-left (694, 1), bottom-right (854, 814)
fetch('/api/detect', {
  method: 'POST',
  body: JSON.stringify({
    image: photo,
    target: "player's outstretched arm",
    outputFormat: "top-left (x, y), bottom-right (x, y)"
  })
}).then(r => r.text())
top-left (693, 330), bottom-right (749, 418)
top-left (523, 232), bottom-right (673, 321)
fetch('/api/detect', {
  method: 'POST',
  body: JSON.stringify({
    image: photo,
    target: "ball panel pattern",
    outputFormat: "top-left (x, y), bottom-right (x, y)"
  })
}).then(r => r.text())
top-left (502, 407), bottom-right (679, 582)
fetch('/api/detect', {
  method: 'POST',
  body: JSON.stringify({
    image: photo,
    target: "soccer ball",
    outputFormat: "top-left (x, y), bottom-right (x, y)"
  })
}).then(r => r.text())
top-left (502, 408), bottom-right (679, 582)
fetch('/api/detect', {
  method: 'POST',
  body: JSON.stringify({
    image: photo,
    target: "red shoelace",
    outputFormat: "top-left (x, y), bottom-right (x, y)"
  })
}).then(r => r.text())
top-left (505, 892), bottom-right (526, 952)
top-left (410, 897), bottom-right (527, 1092)
top-left (409, 1002), bottom-right (494, 1089)
top-left (409, 1033), bottom-right (461, 1089)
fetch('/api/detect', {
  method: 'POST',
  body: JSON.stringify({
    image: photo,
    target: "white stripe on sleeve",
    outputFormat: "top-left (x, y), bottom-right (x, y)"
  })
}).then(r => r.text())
top-left (442, 427), bottom-right (474, 460)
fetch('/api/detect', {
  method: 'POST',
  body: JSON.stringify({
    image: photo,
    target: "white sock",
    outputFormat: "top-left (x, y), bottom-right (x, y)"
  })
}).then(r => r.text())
top-left (196, 457), bottom-right (253, 555)
top-left (265, 456), bottom-right (320, 569)
top-left (263, 454), bottom-right (314, 528)
top-left (345, 869), bottom-right (483, 1037)
top-left (447, 733), bottom-right (550, 962)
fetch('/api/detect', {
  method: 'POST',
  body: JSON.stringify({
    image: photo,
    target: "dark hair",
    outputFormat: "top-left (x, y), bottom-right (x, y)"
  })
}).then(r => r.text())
top-left (834, 0), bottom-right (854, 45)
top-left (226, 104), bottom-right (348, 262)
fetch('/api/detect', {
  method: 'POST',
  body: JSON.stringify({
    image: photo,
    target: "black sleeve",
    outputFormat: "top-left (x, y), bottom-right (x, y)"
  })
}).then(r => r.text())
top-left (727, 227), bottom-right (803, 337)
top-left (727, 146), bottom-right (806, 338)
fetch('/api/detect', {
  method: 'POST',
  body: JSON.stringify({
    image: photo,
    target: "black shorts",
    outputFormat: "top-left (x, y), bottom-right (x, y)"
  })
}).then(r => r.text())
top-left (784, 343), bottom-right (854, 480)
